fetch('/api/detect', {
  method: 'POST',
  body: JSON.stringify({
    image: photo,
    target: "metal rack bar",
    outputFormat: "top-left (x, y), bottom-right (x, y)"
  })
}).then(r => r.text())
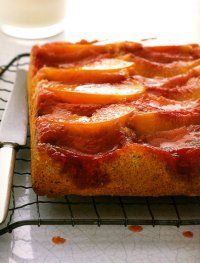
top-left (0, 53), bottom-right (30, 77)
top-left (171, 197), bottom-right (181, 227)
top-left (36, 195), bottom-right (41, 226)
top-left (145, 198), bottom-right (155, 227)
top-left (119, 197), bottom-right (128, 226)
top-left (92, 197), bottom-right (101, 226)
top-left (65, 196), bottom-right (75, 226)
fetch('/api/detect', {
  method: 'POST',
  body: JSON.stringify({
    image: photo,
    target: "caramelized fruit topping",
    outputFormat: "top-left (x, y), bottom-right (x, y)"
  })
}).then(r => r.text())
top-left (32, 41), bottom-right (200, 178)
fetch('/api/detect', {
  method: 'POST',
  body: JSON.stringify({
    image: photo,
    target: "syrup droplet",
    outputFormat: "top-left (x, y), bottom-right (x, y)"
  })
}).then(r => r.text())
top-left (52, 236), bottom-right (66, 244)
top-left (128, 225), bottom-right (143, 232)
top-left (182, 231), bottom-right (193, 238)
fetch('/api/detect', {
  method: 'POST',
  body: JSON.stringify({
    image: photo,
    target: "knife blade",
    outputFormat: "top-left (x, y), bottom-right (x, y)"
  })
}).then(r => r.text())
top-left (0, 69), bottom-right (28, 223)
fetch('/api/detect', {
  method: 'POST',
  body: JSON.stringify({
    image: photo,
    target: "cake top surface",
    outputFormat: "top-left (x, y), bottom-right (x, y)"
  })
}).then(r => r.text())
top-left (30, 40), bottom-right (200, 177)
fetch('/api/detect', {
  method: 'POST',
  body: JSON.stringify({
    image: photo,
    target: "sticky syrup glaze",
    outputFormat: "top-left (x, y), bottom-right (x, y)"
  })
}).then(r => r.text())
top-left (37, 124), bottom-right (200, 189)
top-left (52, 236), bottom-right (66, 244)
top-left (32, 41), bottom-right (142, 73)
top-left (144, 125), bottom-right (200, 175)
top-left (33, 41), bottom-right (200, 186)
top-left (128, 225), bottom-right (143, 232)
top-left (182, 231), bottom-right (194, 238)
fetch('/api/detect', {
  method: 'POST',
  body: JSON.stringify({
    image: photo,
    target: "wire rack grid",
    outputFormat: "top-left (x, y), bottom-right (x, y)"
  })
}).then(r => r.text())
top-left (1, 54), bottom-right (200, 236)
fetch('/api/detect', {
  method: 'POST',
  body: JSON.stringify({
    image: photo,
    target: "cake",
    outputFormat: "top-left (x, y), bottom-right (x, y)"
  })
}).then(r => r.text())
top-left (28, 40), bottom-right (200, 196)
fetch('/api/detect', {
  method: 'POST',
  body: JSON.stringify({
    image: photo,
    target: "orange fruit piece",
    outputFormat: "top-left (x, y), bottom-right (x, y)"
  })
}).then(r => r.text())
top-left (48, 104), bottom-right (135, 131)
top-left (43, 80), bottom-right (144, 104)
top-left (37, 104), bottom-right (135, 154)
top-left (128, 96), bottom-right (200, 135)
top-left (36, 58), bottom-right (135, 84)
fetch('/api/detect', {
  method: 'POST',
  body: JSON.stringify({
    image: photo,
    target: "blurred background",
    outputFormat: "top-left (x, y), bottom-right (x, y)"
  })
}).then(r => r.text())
top-left (64, 0), bottom-right (200, 44)
top-left (0, 0), bottom-right (199, 45)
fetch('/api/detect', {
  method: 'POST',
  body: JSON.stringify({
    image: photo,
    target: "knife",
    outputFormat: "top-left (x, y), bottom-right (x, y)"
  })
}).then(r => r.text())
top-left (0, 69), bottom-right (28, 224)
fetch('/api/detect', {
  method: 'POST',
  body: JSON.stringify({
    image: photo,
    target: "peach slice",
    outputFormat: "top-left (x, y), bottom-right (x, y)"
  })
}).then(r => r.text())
top-left (144, 125), bottom-right (200, 175)
top-left (47, 104), bottom-right (134, 130)
top-left (109, 54), bottom-right (200, 78)
top-left (133, 44), bottom-right (200, 63)
top-left (128, 96), bottom-right (200, 135)
top-left (133, 66), bottom-right (200, 101)
top-left (132, 56), bottom-right (200, 78)
top-left (36, 104), bottom-right (135, 154)
top-left (82, 58), bottom-right (134, 70)
top-left (41, 80), bottom-right (144, 104)
top-left (145, 125), bottom-right (200, 151)
top-left (33, 41), bottom-right (142, 65)
top-left (37, 104), bottom-right (135, 139)
top-left (36, 58), bottom-right (135, 84)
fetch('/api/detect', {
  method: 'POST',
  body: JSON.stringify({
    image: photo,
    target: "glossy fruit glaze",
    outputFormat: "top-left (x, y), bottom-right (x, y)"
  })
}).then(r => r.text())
top-left (31, 40), bottom-right (200, 182)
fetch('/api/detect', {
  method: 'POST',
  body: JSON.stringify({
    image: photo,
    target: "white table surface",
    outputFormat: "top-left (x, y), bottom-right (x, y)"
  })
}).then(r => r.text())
top-left (0, 0), bottom-right (200, 262)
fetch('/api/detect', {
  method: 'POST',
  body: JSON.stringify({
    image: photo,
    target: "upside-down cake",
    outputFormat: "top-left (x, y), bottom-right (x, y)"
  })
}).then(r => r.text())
top-left (28, 40), bottom-right (200, 196)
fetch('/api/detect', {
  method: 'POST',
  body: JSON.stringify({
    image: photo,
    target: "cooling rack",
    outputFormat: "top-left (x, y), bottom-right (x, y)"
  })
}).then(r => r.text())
top-left (1, 54), bottom-right (200, 236)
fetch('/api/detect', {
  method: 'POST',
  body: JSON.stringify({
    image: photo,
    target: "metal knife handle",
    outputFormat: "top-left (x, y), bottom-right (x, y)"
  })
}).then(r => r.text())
top-left (0, 143), bottom-right (16, 223)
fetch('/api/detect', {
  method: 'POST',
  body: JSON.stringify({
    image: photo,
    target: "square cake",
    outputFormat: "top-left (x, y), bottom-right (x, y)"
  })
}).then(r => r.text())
top-left (28, 40), bottom-right (200, 196)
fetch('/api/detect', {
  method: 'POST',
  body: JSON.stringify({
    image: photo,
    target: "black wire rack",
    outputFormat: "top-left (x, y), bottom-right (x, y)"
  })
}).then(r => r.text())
top-left (1, 54), bottom-right (200, 236)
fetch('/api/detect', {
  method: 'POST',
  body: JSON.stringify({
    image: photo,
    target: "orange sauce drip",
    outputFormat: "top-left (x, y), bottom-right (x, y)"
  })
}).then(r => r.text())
top-left (52, 236), bottom-right (66, 244)
top-left (128, 225), bottom-right (143, 232)
top-left (182, 231), bottom-right (193, 238)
